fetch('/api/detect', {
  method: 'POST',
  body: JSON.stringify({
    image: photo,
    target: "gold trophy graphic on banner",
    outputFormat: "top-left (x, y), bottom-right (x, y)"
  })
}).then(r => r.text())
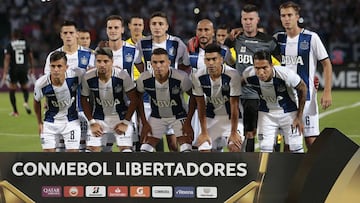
top-left (0, 168), bottom-right (35, 203)
top-left (225, 152), bottom-right (269, 203)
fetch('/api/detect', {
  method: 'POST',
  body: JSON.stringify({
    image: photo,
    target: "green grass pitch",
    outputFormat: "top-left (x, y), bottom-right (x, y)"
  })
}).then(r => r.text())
top-left (0, 90), bottom-right (359, 152)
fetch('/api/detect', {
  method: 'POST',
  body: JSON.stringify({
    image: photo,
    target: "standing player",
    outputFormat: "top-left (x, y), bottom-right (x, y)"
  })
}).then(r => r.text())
top-left (134, 11), bottom-right (191, 152)
top-left (77, 28), bottom-right (92, 49)
top-left (231, 4), bottom-right (281, 152)
top-left (192, 43), bottom-right (243, 152)
top-left (80, 47), bottom-right (138, 152)
top-left (188, 19), bottom-right (234, 70)
top-left (126, 15), bottom-right (145, 80)
top-left (274, 1), bottom-right (332, 149)
top-left (1, 29), bottom-right (34, 116)
top-left (99, 15), bottom-right (139, 152)
top-left (215, 24), bottom-right (230, 46)
top-left (242, 50), bottom-right (307, 153)
top-left (44, 20), bottom-right (95, 152)
top-left (34, 51), bottom-right (82, 152)
top-left (136, 48), bottom-right (194, 152)
top-left (125, 15), bottom-right (145, 151)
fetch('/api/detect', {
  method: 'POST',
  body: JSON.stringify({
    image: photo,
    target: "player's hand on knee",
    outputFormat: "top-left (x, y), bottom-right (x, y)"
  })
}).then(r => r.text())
top-left (196, 132), bottom-right (211, 147)
top-left (114, 121), bottom-right (129, 135)
top-left (228, 132), bottom-right (242, 152)
top-left (90, 123), bottom-right (103, 137)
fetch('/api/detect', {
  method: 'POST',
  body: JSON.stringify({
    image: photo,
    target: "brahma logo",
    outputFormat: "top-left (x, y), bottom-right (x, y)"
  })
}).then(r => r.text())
top-left (63, 186), bottom-right (84, 197)
top-left (196, 186), bottom-right (217, 198)
top-left (130, 186), bottom-right (150, 198)
top-left (174, 186), bottom-right (195, 198)
top-left (108, 186), bottom-right (128, 197)
top-left (42, 186), bottom-right (61, 197)
top-left (152, 186), bottom-right (172, 198)
top-left (85, 186), bottom-right (106, 197)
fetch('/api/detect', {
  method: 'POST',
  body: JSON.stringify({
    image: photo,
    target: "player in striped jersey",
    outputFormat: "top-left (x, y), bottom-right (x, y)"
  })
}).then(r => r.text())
top-left (274, 1), bottom-right (332, 150)
top-left (80, 47), bottom-right (137, 152)
top-left (136, 48), bottom-right (194, 152)
top-left (192, 43), bottom-right (243, 152)
top-left (134, 11), bottom-right (191, 152)
top-left (187, 19), bottom-right (235, 150)
top-left (134, 11), bottom-right (190, 73)
top-left (228, 4), bottom-right (281, 152)
top-left (44, 20), bottom-right (95, 152)
top-left (242, 50), bottom-right (307, 153)
top-left (34, 51), bottom-right (83, 152)
top-left (100, 15), bottom-right (140, 152)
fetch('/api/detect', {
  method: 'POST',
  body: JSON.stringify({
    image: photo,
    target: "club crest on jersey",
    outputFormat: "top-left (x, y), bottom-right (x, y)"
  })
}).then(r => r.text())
top-left (221, 83), bottom-right (230, 92)
top-left (80, 56), bottom-right (89, 66)
top-left (114, 84), bottom-right (123, 93)
top-left (168, 47), bottom-right (175, 56)
top-left (171, 86), bottom-right (180, 95)
top-left (240, 46), bottom-right (246, 53)
top-left (300, 40), bottom-right (309, 50)
top-left (125, 53), bottom-right (134, 63)
top-left (276, 84), bottom-right (286, 92)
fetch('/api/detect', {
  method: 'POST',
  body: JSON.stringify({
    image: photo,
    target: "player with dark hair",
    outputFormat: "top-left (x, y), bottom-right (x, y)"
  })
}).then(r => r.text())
top-left (134, 11), bottom-right (191, 152)
top-left (136, 48), bottom-right (194, 152)
top-left (274, 1), bottom-right (332, 150)
top-left (242, 50), bottom-right (307, 153)
top-left (34, 51), bottom-right (83, 152)
top-left (80, 47), bottom-right (138, 152)
top-left (215, 24), bottom-right (230, 45)
top-left (230, 4), bottom-right (281, 152)
top-left (1, 29), bottom-right (34, 117)
top-left (77, 28), bottom-right (92, 49)
top-left (44, 20), bottom-right (95, 152)
top-left (192, 43), bottom-right (243, 152)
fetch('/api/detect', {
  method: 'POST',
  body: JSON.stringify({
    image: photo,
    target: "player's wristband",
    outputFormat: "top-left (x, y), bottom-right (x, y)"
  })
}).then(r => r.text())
top-left (120, 119), bottom-right (131, 125)
top-left (89, 119), bottom-right (97, 125)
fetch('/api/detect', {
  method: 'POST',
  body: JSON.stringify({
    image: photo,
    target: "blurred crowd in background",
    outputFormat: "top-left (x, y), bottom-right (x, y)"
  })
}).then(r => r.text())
top-left (0, 0), bottom-right (359, 67)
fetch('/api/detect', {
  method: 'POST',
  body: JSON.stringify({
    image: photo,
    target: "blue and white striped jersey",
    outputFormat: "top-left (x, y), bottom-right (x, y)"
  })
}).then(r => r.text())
top-left (112, 41), bottom-right (139, 79)
top-left (136, 69), bottom-right (192, 119)
top-left (134, 34), bottom-right (190, 71)
top-left (34, 69), bottom-right (83, 122)
top-left (188, 45), bottom-right (232, 70)
top-left (192, 65), bottom-right (241, 118)
top-left (243, 66), bottom-right (301, 113)
top-left (81, 68), bottom-right (135, 120)
top-left (274, 29), bottom-right (329, 101)
top-left (44, 46), bottom-right (95, 74)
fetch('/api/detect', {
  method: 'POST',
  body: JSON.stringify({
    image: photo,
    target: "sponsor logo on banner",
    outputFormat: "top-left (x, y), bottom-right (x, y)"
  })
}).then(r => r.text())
top-left (174, 186), bottom-right (195, 198)
top-left (63, 186), bottom-right (84, 197)
top-left (41, 186), bottom-right (62, 197)
top-left (108, 186), bottom-right (128, 197)
top-left (130, 186), bottom-right (150, 198)
top-left (152, 186), bottom-right (173, 198)
top-left (85, 186), bottom-right (106, 197)
top-left (196, 186), bottom-right (217, 198)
